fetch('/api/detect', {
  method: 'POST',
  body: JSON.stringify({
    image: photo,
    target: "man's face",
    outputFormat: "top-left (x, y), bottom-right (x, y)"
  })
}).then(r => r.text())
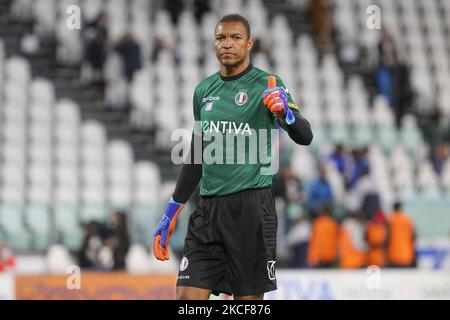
top-left (214, 22), bottom-right (254, 67)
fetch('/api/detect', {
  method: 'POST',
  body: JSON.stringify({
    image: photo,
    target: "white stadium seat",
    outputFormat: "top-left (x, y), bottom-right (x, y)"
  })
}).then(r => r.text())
top-left (55, 99), bottom-right (80, 125)
top-left (29, 78), bottom-right (55, 106)
top-left (5, 56), bottom-right (30, 86)
top-left (3, 82), bottom-right (27, 108)
top-left (108, 140), bottom-right (134, 167)
top-left (81, 120), bottom-right (107, 146)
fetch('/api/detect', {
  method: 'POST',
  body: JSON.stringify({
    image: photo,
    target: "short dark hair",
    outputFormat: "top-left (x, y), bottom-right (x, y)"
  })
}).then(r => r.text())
top-left (393, 201), bottom-right (402, 212)
top-left (216, 14), bottom-right (251, 39)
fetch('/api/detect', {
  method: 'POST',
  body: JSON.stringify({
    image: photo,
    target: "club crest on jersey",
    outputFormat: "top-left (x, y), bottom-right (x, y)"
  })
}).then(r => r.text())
top-left (235, 90), bottom-right (248, 106)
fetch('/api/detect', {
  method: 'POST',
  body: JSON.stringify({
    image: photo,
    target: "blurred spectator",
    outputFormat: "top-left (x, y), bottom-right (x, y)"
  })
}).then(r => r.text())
top-left (98, 238), bottom-right (115, 270)
top-left (85, 11), bottom-right (109, 39)
top-left (152, 36), bottom-right (178, 64)
top-left (78, 221), bottom-right (104, 269)
top-left (108, 211), bottom-right (130, 270)
top-left (346, 147), bottom-right (369, 190)
top-left (348, 168), bottom-right (380, 220)
top-left (0, 243), bottom-right (16, 272)
top-left (429, 143), bottom-right (450, 176)
top-left (272, 163), bottom-right (302, 201)
top-left (283, 165), bottom-right (304, 203)
top-left (286, 213), bottom-right (311, 268)
top-left (366, 211), bottom-right (387, 267)
top-left (376, 29), bottom-right (396, 108)
top-left (77, 214), bottom-right (130, 271)
top-left (82, 11), bottom-right (109, 92)
top-left (339, 212), bottom-right (367, 269)
top-left (376, 61), bottom-right (393, 104)
top-left (115, 32), bottom-right (142, 82)
top-left (305, 165), bottom-right (333, 217)
top-left (84, 30), bottom-right (107, 90)
top-left (326, 144), bottom-right (349, 175)
top-left (307, 208), bottom-right (339, 268)
top-left (389, 52), bottom-right (412, 128)
top-left (377, 28), bottom-right (396, 67)
top-left (387, 202), bottom-right (416, 268)
top-left (376, 29), bottom-right (412, 128)
top-left (310, 0), bottom-right (335, 54)
top-left (274, 164), bottom-right (305, 231)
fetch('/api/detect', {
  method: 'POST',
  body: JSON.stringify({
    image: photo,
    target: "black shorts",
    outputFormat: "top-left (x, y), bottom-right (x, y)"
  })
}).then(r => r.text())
top-left (176, 187), bottom-right (277, 296)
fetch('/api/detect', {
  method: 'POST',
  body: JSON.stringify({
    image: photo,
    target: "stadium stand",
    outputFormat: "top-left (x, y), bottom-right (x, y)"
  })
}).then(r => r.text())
top-left (0, 0), bottom-right (449, 271)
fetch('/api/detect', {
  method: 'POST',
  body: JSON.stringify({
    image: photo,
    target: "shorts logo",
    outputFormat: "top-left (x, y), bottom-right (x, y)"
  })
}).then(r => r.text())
top-left (235, 91), bottom-right (248, 106)
top-left (267, 260), bottom-right (276, 280)
top-left (180, 257), bottom-right (189, 272)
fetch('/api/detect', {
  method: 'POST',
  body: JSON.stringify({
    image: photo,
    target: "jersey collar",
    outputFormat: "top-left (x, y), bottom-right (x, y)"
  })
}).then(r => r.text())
top-left (220, 63), bottom-right (253, 81)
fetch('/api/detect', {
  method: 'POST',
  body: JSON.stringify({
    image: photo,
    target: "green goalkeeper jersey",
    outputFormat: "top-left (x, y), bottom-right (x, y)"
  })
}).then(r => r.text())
top-left (192, 65), bottom-right (297, 196)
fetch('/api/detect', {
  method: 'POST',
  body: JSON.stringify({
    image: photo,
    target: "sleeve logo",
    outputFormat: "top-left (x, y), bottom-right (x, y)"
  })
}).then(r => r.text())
top-left (288, 102), bottom-right (299, 110)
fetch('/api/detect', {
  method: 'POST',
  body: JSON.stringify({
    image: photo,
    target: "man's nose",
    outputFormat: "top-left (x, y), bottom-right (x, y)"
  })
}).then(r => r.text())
top-left (223, 37), bottom-right (232, 48)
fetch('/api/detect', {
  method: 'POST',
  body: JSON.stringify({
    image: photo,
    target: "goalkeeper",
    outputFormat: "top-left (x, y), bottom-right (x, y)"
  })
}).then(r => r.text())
top-left (153, 14), bottom-right (313, 300)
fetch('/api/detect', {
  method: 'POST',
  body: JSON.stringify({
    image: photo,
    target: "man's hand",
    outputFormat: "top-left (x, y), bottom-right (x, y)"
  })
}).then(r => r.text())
top-left (261, 75), bottom-right (295, 125)
top-left (153, 197), bottom-right (185, 261)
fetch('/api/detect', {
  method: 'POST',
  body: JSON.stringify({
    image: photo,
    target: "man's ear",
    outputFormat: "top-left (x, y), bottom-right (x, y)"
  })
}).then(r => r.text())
top-left (247, 36), bottom-right (255, 51)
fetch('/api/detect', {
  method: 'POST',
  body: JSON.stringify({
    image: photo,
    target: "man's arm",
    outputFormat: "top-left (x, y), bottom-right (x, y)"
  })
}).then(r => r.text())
top-left (153, 85), bottom-right (203, 261)
top-left (172, 133), bottom-right (202, 203)
top-left (152, 133), bottom-right (202, 261)
top-left (277, 107), bottom-right (313, 145)
top-left (173, 85), bottom-right (203, 203)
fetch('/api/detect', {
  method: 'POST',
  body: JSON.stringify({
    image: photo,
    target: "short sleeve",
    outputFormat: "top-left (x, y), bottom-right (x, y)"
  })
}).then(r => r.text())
top-left (192, 86), bottom-right (203, 136)
top-left (193, 86), bottom-right (201, 121)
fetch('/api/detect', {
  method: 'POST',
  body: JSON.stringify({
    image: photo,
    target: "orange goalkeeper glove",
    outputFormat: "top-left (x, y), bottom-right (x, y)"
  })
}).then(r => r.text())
top-left (152, 197), bottom-right (185, 261)
top-left (261, 75), bottom-right (295, 125)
